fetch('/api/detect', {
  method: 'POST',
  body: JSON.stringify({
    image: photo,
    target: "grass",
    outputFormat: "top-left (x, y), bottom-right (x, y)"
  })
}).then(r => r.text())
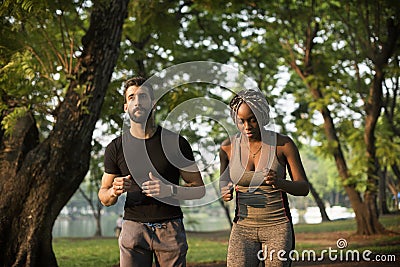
top-left (293, 213), bottom-right (400, 233)
top-left (53, 214), bottom-right (400, 266)
top-left (53, 238), bottom-right (119, 267)
top-left (292, 214), bottom-right (400, 261)
top-left (186, 236), bottom-right (228, 263)
top-left (53, 234), bottom-right (229, 266)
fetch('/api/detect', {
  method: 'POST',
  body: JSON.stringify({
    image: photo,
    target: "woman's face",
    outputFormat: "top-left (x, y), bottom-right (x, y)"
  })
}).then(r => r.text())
top-left (236, 103), bottom-right (261, 140)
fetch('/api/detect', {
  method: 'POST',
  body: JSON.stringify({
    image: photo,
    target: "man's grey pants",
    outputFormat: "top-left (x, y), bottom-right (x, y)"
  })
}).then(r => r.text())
top-left (119, 218), bottom-right (188, 267)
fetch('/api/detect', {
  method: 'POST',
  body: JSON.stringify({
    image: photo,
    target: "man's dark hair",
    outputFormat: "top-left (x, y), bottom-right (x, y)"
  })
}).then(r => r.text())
top-left (123, 76), bottom-right (154, 103)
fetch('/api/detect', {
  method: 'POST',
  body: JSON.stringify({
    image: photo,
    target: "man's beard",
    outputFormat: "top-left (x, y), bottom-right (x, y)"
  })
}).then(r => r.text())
top-left (128, 107), bottom-right (153, 123)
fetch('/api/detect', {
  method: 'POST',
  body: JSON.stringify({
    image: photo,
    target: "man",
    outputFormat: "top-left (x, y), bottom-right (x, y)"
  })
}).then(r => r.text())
top-left (98, 76), bottom-right (205, 267)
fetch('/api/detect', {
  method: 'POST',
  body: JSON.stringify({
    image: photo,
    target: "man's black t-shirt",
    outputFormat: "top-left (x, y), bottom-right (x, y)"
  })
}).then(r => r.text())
top-left (104, 126), bottom-right (195, 223)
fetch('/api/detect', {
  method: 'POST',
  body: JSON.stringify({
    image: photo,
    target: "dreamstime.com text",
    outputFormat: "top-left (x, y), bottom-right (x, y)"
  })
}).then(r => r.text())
top-left (257, 238), bottom-right (397, 263)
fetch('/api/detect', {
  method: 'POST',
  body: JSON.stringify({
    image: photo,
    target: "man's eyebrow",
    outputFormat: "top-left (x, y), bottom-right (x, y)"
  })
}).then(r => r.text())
top-left (127, 91), bottom-right (148, 98)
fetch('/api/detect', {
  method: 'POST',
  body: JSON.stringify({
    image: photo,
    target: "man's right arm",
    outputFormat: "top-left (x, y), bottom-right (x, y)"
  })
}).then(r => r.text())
top-left (98, 172), bottom-right (120, 206)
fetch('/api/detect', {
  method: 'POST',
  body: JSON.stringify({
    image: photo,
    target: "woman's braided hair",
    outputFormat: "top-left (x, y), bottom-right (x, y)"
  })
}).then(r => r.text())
top-left (229, 89), bottom-right (270, 126)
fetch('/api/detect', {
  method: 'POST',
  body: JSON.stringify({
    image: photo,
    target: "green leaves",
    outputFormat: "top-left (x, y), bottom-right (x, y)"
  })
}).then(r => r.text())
top-left (0, 0), bottom-right (89, 136)
top-left (1, 106), bottom-right (29, 136)
top-left (2, 0), bottom-right (398, 212)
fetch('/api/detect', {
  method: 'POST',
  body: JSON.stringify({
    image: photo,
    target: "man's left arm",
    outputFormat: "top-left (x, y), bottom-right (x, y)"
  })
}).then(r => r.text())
top-left (141, 168), bottom-right (205, 200)
top-left (142, 135), bottom-right (205, 200)
top-left (177, 165), bottom-right (205, 199)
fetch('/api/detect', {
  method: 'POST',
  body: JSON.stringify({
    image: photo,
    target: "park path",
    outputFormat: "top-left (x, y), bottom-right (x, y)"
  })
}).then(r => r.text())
top-left (185, 230), bottom-right (399, 267)
top-left (187, 260), bottom-right (400, 266)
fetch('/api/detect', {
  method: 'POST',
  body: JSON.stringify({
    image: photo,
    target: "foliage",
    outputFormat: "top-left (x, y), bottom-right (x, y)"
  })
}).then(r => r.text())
top-left (300, 147), bottom-right (345, 205)
top-left (0, 105), bottom-right (29, 135)
top-left (0, 0), bottom-right (89, 138)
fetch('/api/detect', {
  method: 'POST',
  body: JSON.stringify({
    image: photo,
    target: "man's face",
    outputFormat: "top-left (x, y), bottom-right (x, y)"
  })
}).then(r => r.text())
top-left (124, 85), bottom-right (154, 123)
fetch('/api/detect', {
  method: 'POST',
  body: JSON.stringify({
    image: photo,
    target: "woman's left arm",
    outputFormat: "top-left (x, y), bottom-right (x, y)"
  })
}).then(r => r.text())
top-left (266, 135), bottom-right (309, 196)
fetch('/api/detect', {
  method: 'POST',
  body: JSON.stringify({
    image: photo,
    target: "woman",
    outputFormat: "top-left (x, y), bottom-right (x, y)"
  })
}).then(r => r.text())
top-left (220, 90), bottom-right (309, 267)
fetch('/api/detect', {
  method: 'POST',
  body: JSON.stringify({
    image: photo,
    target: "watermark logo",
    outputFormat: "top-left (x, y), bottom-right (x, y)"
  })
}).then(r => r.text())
top-left (336, 238), bottom-right (347, 249)
top-left (122, 61), bottom-right (277, 207)
top-left (257, 238), bottom-right (397, 263)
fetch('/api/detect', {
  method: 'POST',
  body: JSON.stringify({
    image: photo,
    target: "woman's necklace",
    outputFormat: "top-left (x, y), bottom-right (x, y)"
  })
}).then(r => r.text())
top-left (249, 144), bottom-right (262, 158)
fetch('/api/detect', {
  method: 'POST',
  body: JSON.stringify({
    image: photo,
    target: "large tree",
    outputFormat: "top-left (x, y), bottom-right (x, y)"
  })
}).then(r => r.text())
top-left (0, 0), bottom-right (129, 266)
top-left (273, 0), bottom-right (399, 234)
top-left (196, 0), bottom-right (399, 233)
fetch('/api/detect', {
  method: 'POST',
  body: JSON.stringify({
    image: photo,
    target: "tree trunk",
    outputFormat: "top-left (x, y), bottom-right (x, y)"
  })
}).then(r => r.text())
top-left (387, 177), bottom-right (399, 210)
top-left (311, 82), bottom-right (386, 235)
top-left (343, 186), bottom-right (385, 235)
top-left (78, 188), bottom-right (103, 237)
top-left (308, 182), bottom-right (330, 221)
top-left (362, 16), bottom-right (399, 218)
top-left (286, 19), bottom-right (393, 235)
top-left (94, 207), bottom-right (103, 237)
top-left (0, 1), bottom-right (129, 266)
top-left (378, 169), bottom-right (390, 215)
top-left (392, 164), bottom-right (400, 183)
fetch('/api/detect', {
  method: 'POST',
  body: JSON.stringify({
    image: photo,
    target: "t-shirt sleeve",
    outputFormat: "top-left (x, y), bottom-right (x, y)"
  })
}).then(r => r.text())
top-left (104, 140), bottom-right (121, 174)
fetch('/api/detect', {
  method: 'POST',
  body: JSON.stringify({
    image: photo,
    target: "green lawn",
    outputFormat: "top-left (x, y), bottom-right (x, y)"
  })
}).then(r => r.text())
top-left (53, 238), bottom-right (119, 267)
top-left (187, 236), bottom-right (228, 263)
top-left (53, 234), bottom-right (228, 266)
top-left (293, 213), bottom-right (400, 233)
top-left (53, 214), bottom-right (400, 266)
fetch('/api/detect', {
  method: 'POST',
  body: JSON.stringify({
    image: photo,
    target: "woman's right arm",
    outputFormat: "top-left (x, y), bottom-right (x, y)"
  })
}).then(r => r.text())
top-left (220, 139), bottom-right (234, 202)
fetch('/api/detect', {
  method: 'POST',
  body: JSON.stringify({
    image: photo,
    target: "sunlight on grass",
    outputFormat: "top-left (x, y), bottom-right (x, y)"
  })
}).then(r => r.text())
top-left (293, 214), bottom-right (400, 233)
top-left (187, 237), bottom-right (228, 263)
top-left (53, 214), bottom-right (399, 266)
top-left (54, 238), bottom-right (119, 267)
